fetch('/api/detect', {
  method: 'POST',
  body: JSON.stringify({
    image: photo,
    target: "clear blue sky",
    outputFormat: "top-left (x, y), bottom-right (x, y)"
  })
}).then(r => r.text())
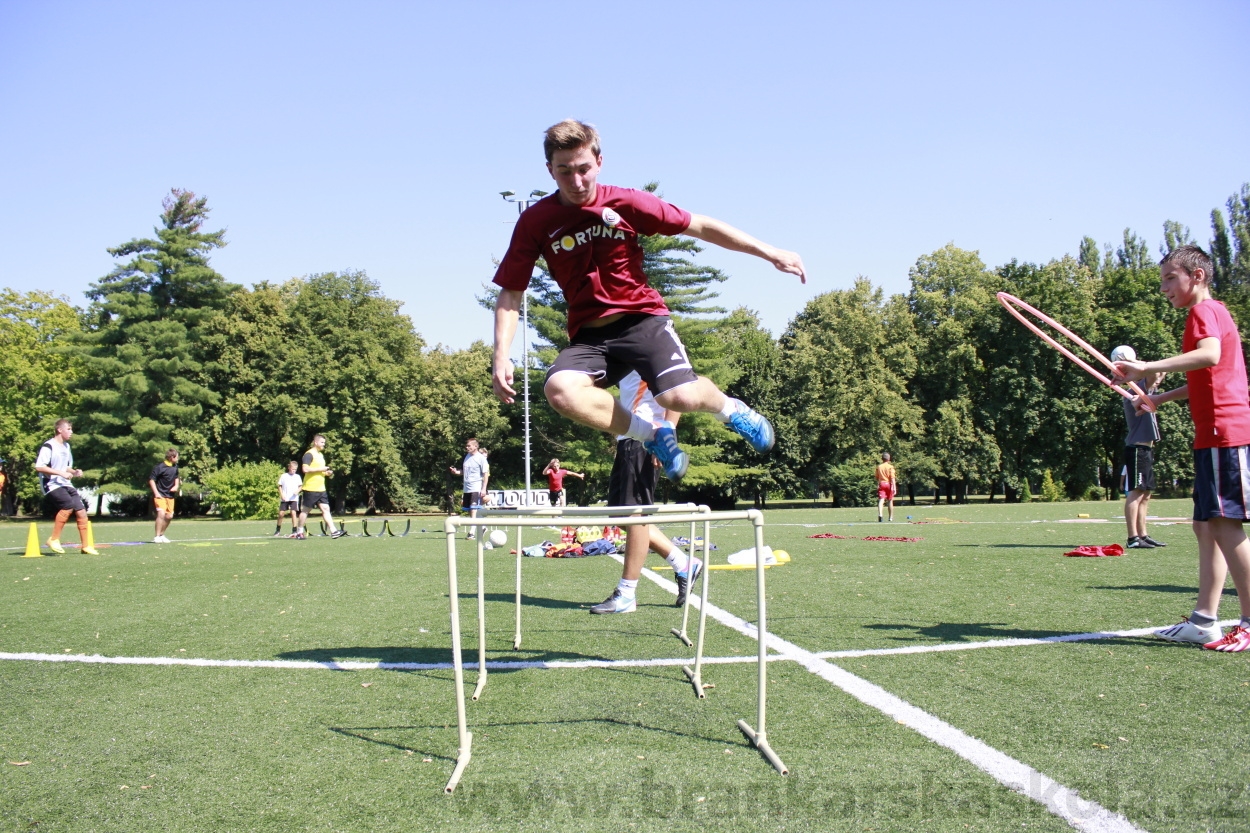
top-left (2, 1), bottom-right (1247, 355)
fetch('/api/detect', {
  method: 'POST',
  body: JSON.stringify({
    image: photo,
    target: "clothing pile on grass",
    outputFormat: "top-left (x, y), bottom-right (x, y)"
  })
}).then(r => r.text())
top-left (522, 525), bottom-right (627, 558)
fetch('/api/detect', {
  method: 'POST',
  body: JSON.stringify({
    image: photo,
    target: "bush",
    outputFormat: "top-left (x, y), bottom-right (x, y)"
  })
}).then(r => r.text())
top-left (825, 460), bottom-right (877, 508)
top-left (1040, 469), bottom-right (1066, 502)
top-left (203, 462), bottom-right (283, 520)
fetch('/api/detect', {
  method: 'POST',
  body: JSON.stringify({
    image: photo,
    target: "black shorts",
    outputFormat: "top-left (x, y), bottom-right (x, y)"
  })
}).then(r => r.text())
top-left (546, 314), bottom-right (699, 396)
top-left (1192, 446), bottom-right (1250, 522)
top-left (608, 438), bottom-right (657, 507)
top-left (46, 487), bottom-right (86, 513)
top-left (303, 491), bottom-right (330, 510)
top-left (462, 492), bottom-right (481, 511)
top-left (548, 489), bottom-right (562, 505)
top-left (1122, 446), bottom-right (1155, 493)
top-left (280, 500), bottom-right (301, 512)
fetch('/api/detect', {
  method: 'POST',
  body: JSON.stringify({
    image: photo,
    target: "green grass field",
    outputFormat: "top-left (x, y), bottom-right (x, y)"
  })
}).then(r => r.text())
top-left (2, 500), bottom-right (1247, 832)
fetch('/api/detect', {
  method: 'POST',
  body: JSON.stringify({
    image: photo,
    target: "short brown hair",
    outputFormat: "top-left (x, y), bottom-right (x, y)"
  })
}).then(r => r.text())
top-left (165, 448), bottom-right (179, 460)
top-left (1160, 245), bottom-right (1214, 281)
top-left (54, 418), bottom-right (72, 431)
top-left (544, 119), bottom-right (600, 163)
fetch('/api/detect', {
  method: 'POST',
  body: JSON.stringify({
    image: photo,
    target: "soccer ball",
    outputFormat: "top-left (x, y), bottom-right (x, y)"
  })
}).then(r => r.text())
top-left (1109, 345), bottom-right (1136, 363)
top-left (489, 529), bottom-right (508, 548)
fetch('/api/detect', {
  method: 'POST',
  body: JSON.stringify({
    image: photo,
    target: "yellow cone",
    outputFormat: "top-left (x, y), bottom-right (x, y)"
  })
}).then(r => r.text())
top-left (22, 523), bottom-right (44, 558)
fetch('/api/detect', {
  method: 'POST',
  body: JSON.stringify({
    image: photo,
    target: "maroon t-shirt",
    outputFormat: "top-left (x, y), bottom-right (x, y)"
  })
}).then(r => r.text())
top-left (492, 184), bottom-right (692, 337)
top-left (1184, 299), bottom-right (1250, 448)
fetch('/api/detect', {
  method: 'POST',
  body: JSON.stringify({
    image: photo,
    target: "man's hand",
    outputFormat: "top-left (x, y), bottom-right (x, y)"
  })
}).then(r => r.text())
top-left (1112, 359), bottom-right (1147, 382)
top-left (494, 358), bottom-right (517, 404)
top-left (768, 247), bottom-right (807, 284)
top-left (1133, 392), bottom-right (1161, 416)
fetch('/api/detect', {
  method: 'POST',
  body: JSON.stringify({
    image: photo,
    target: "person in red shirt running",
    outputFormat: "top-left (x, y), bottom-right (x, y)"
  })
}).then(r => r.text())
top-left (1115, 245), bottom-right (1250, 652)
top-left (542, 458), bottom-right (584, 507)
top-left (492, 120), bottom-right (806, 483)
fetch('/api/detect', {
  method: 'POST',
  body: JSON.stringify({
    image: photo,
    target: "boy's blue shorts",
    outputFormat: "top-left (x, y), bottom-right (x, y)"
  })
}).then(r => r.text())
top-left (1192, 446), bottom-right (1250, 521)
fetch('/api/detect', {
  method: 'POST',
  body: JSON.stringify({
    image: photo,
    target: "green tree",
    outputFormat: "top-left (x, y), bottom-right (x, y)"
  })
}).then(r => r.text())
top-left (70, 190), bottom-right (232, 493)
top-left (1210, 183), bottom-right (1250, 326)
top-left (202, 272), bottom-right (437, 512)
top-left (775, 279), bottom-right (925, 506)
top-left (0, 290), bottom-right (84, 510)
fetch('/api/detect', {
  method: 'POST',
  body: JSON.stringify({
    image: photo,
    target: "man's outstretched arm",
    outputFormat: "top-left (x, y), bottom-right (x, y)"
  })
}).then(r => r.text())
top-left (683, 214), bottom-right (806, 283)
top-left (493, 288), bottom-right (524, 403)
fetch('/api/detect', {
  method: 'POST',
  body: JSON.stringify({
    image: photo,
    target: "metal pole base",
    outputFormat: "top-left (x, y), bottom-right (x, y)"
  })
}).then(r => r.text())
top-left (669, 627), bottom-right (693, 647)
top-left (737, 720), bottom-right (788, 775)
top-left (682, 665), bottom-right (706, 699)
top-left (443, 732), bottom-right (473, 794)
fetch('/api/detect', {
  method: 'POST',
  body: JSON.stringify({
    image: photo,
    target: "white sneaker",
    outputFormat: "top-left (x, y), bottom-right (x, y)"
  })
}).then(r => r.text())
top-left (1155, 618), bottom-right (1221, 645)
top-left (155, 535), bottom-right (171, 544)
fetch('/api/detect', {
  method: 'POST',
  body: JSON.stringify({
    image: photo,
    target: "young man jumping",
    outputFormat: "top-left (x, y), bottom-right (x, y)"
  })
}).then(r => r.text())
top-left (492, 120), bottom-right (806, 480)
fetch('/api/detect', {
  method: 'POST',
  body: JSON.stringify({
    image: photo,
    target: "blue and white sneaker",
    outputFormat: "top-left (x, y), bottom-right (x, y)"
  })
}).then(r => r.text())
top-left (725, 399), bottom-right (775, 453)
top-left (674, 557), bottom-right (703, 607)
top-left (589, 589), bottom-right (637, 615)
top-left (644, 421), bottom-right (689, 482)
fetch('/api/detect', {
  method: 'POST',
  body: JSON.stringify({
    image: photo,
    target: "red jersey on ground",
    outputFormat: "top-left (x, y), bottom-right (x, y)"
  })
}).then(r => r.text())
top-left (492, 185), bottom-right (692, 337)
top-left (546, 468), bottom-right (570, 490)
top-left (1184, 299), bottom-right (1250, 448)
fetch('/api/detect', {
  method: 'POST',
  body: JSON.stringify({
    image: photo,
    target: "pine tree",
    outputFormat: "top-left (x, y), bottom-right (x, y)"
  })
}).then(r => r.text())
top-left (70, 189), bottom-right (233, 492)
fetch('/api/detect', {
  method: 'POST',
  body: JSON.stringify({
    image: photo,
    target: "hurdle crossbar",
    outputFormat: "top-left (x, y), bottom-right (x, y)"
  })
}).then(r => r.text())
top-left (441, 507), bottom-right (785, 794)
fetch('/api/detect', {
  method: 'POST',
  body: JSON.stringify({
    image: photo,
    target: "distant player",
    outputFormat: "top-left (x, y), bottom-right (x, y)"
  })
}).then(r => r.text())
top-left (1110, 345), bottom-right (1165, 549)
top-left (492, 119), bottom-right (804, 484)
top-left (276, 460), bottom-right (303, 536)
top-left (591, 372), bottom-right (701, 614)
top-left (148, 448), bottom-right (180, 543)
top-left (542, 458), bottom-right (585, 507)
top-left (875, 452), bottom-right (897, 523)
top-left (33, 419), bottom-right (99, 555)
top-left (295, 434), bottom-right (345, 540)
top-left (449, 438), bottom-right (489, 539)
top-left (1114, 245), bottom-right (1250, 651)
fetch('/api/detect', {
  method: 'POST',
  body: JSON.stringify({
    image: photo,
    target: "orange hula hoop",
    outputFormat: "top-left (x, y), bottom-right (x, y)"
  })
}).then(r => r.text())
top-left (996, 292), bottom-right (1156, 412)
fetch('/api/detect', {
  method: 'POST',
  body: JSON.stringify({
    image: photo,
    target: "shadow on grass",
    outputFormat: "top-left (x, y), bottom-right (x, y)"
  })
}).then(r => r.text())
top-left (472, 592), bottom-right (585, 610)
top-left (1092, 583), bottom-right (1236, 598)
top-left (330, 715), bottom-right (731, 758)
top-left (277, 645), bottom-right (621, 665)
top-left (953, 543), bottom-right (1081, 549)
top-left (865, 622), bottom-right (1073, 641)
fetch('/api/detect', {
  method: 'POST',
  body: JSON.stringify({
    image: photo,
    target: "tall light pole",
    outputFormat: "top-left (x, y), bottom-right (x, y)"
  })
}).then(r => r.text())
top-left (500, 189), bottom-right (548, 506)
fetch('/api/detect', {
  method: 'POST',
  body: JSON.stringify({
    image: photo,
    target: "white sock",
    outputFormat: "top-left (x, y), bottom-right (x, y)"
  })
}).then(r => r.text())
top-left (664, 547), bottom-right (690, 574)
top-left (626, 414), bottom-right (656, 443)
top-left (617, 578), bottom-right (638, 598)
top-left (717, 397), bottom-right (741, 423)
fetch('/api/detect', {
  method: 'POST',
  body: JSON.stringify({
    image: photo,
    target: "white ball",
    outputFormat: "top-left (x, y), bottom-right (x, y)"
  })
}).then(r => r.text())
top-left (489, 529), bottom-right (508, 547)
top-left (1109, 345), bottom-right (1136, 363)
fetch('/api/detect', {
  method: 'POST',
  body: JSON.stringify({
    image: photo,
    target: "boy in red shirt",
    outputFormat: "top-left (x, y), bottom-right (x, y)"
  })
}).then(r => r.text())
top-left (542, 458), bottom-right (584, 507)
top-left (1114, 245), bottom-right (1250, 651)
top-left (492, 120), bottom-right (806, 483)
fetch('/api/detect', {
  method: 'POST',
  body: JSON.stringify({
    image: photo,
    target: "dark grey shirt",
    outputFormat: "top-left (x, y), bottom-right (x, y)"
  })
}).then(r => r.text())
top-left (1123, 396), bottom-right (1160, 447)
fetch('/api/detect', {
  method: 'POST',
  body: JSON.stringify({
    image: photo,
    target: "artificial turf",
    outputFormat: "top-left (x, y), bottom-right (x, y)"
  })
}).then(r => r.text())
top-left (1, 501), bottom-right (1247, 832)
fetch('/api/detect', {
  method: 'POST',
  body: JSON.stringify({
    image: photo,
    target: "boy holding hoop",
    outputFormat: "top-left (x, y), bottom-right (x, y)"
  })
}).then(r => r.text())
top-left (1114, 245), bottom-right (1250, 652)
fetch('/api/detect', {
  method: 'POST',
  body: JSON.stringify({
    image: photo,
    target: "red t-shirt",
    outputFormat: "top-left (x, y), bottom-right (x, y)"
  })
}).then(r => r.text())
top-left (546, 468), bottom-right (569, 490)
top-left (1183, 299), bottom-right (1250, 448)
top-left (492, 184), bottom-right (692, 337)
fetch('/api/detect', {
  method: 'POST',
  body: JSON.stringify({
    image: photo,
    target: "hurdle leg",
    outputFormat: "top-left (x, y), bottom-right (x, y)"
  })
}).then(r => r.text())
top-left (513, 525), bottom-right (523, 650)
top-left (471, 534), bottom-right (488, 701)
top-left (737, 510), bottom-right (788, 775)
top-left (683, 517), bottom-right (712, 698)
top-left (670, 518), bottom-right (697, 646)
top-left (444, 526), bottom-right (473, 793)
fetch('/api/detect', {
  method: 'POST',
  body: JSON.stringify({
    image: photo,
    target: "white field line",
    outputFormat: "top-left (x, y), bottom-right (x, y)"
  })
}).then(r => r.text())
top-left (628, 556), bottom-right (1148, 833)
top-left (2, 617), bottom-right (1237, 673)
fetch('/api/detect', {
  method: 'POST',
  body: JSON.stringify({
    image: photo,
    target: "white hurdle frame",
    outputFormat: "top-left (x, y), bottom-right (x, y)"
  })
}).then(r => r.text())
top-left (442, 507), bottom-right (786, 794)
top-left (479, 503), bottom-right (704, 651)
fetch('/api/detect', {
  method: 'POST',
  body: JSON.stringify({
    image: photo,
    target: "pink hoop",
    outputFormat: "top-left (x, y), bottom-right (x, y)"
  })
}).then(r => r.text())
top-left (996, 292), bottom-right (1156, 412)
